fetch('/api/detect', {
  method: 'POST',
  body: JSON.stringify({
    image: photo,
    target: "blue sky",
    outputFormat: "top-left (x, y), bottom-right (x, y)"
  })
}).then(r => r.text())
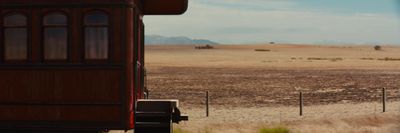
top-left (144, 0), bottom-right (400, 44)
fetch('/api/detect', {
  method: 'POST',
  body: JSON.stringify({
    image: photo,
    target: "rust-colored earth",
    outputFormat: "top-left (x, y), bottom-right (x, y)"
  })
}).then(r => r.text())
top-left (148, 67), bottom-right (400, 108)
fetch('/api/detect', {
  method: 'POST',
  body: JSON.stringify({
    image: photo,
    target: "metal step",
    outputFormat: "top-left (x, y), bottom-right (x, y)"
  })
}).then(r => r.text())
top-left (135, 122), bottom-right (171, 128)
top-left (136, 111), bottom-right (171, 117)
top-left (136, 100), bottom-right (178, 112)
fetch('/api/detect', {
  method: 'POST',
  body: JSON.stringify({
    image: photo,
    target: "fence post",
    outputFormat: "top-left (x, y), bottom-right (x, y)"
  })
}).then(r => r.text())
top-left (206, 91), bottom-right (209, 117)
top-left (382, 88), bottom-right (386, 113)
top-left (300, 91), bottom-right (303, 116)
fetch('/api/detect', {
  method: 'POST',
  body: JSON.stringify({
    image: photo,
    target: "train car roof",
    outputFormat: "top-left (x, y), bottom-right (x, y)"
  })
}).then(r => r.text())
top-left (0, 0), bottom-right (188, 15)
top-left (0, 0), bottom-right (126, 3)
top-left (142, 0), bottom-right (187, 15)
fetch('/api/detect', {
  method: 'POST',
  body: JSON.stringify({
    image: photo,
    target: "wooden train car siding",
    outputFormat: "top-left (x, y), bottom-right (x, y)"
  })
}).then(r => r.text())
top-left (0, 69), bottom-right (123, 103)
top-left (0, 68), bottom-right (124, 128)
top-left (0, 0), bottom-right (188, 132)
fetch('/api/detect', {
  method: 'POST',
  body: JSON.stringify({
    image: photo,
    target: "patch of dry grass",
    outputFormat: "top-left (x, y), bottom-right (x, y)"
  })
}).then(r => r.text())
top-left (289, 114), bottom-right (400, 133)
top-left (307, 57), bottom-right (343, 62)
top-left (173, 114), bottom-right (400, 133)
top-left (361, 57), bottom-right (375, 60)
top-left (259, 127), bottom-right (290, 133)
top-left (174, 127), bottom-right (192, 133)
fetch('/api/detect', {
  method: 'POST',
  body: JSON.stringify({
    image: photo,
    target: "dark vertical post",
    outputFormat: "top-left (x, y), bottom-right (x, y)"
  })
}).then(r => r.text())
top-left (382, 88), bottom-right (386, 112)
top-left (300, 91), bottom-right (303, 116)
top-left (206, 91), bottom-right (209, 117)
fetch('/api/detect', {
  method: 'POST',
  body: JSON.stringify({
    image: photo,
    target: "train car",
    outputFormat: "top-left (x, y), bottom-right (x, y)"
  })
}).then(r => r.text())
top-left (0, 0), bottom-right (188, 133)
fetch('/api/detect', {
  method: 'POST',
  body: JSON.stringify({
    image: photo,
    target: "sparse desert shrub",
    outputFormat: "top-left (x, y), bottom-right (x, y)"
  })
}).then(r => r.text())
top-left (195, 44), bottom-right (214, 49)
top-left (255, 49), bottom-right (271, 52)
top-left (330, 58), bottom-right (343, 62)
top-left (307, 57), bottom-right (343, 62)
top-left (378, 57), bottom-right (400, 61)
top-left (374, 45), bottom-right (382, 51)
top-left (307, 57), bottom-right (325, 60)
top-left (259, 127), bottom-right (290, 133)
top-left (360, 58), bottom-right (375, 60)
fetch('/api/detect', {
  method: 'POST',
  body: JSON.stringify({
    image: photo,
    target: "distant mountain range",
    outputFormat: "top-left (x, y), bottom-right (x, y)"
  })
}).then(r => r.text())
top-left (145, 35), bottom-right (219, 45)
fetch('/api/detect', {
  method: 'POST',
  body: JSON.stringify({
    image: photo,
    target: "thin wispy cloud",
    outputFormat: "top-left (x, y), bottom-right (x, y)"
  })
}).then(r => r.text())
top-left (144, 0), bottom-right (400, 44)
top-left (196, 0), bottom-right (297, 11)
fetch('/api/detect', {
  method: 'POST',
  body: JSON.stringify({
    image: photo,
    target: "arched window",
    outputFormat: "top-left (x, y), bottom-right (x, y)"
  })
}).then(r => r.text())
top-left (84, 11), bottom-right (109, 59)
top-left (3, 13), bottom-right (28, 60)
top-left (43, 12), bottom-right (68, 60)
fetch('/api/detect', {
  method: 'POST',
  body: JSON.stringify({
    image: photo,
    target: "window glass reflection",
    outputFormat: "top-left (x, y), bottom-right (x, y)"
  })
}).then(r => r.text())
top-left (5, 28), bottom-right (27, 60)
top-left (44, 28), bottom-right (67, 60)
top-left (43, 13), bottom-right (68, 60)
top-left (4, 14), bottom-right (28, 60)
top-left (85, 28), bottom-right (108, 59)
top-left (84, 12), bottom-right (108, 25)
top-left (4, 14), bottom-right (27, 27)
top-left (84, 12), bottom-right (109, 59)
top-left (43, 13), bottom-right (67, 25)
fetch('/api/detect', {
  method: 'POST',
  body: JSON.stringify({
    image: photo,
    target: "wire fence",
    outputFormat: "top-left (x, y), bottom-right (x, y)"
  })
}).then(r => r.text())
top-left (150, 87), bottom-right (400, 117)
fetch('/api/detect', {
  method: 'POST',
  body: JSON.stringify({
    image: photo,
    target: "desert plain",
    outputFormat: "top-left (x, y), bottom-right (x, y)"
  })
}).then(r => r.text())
top-left (133, 44), bottom-right (400, 133)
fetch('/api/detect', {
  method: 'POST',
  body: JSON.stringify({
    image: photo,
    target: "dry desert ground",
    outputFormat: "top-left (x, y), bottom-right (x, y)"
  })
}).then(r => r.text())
top-left (117, 44), bottom-right (400, 133)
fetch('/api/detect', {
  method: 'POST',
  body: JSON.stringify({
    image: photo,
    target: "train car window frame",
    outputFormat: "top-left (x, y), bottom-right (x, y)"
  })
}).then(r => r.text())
top-left (42, 11), bottom-right (69, 61)
top-left (84, 10), bottom-right (110, 61)
top-left (2, 12), bottom-right (29, 62)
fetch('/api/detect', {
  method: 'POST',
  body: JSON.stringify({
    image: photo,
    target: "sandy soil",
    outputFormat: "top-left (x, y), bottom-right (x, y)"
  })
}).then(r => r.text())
top-left (145, 44), bottom-right (400, 69)
top-left (176, 102), bottom-right (400, 133)
top-left (118, 44), bottom-right (400, 133)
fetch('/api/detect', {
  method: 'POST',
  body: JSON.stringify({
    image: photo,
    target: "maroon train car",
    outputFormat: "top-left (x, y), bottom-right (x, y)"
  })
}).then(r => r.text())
top-left (0, 0), bottom-right (188, 132)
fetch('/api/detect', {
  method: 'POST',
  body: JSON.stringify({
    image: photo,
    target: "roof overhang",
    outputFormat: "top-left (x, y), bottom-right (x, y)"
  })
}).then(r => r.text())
top-left (141, 0), bottom-right (188, 15)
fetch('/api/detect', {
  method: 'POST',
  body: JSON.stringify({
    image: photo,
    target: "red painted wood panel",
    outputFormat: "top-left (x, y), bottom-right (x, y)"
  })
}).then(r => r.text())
top-left (70, 8), bottom-right (81, 63)
top-left (31, 9), bottom-right (41, 63)
top-left (0, 69), bottom-right (123, 122)
top-left (112, 8), bottom-right (122, 63)
top-left (125, 7), bottom-right (135, 128)
top-left (0, 106), bottom-right (121, 122)
top-left (0, 69), bottom-right (122, 103)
